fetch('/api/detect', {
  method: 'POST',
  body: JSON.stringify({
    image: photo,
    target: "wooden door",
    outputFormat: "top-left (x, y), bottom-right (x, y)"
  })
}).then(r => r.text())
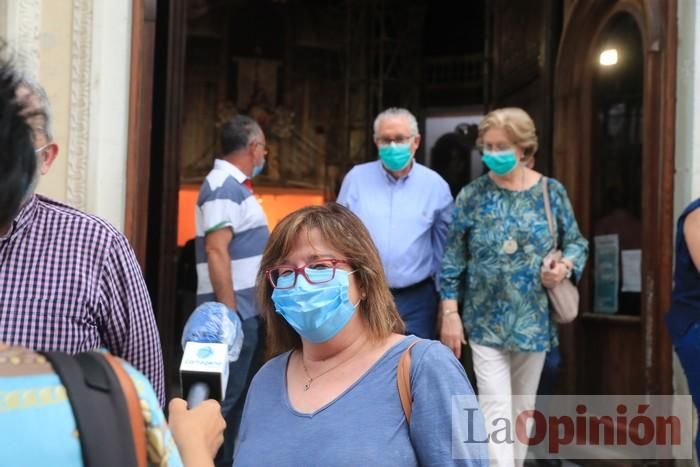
top-left (487, 0), bottom-right (562, 174)
top-left (125, 0), bottom-right (157, 267)
top-left (125, 0), bottom-right (185, 394)
top-left (552, 0), bottom-right (676, 396)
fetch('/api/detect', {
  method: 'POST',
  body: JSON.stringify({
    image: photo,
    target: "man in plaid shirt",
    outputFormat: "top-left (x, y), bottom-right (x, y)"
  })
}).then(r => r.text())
top-left (0, 79), bottom-right (165, 405)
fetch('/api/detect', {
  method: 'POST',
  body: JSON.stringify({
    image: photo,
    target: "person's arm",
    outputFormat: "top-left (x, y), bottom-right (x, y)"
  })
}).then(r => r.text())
top-left (409, 341), bottom-right (489, 466)
top-left (98, 233), bottom-right (166, 406)
top-left (431, 181), bottom-right (455, 286)
top-left (204, 227), bottom-right (237, 311)
top-left (169, 398), bottom-right (226, 467)
top-left (198, 181), bottom-right (244, 315)
top-left (439, 186), bottom-right (470, 358)
top-left (684, 208), bottom-right (700, 270)
top-left (120, 360), bottom-right (222, 467)
top-left (335, 168), bottom-right (355, 207)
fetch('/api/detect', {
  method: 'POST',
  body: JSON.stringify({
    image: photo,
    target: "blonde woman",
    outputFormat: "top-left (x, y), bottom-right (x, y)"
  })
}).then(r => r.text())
top-left (234, 203), bottom-right (487, 466)
top-left (439, 108), bottom-right (588, 467)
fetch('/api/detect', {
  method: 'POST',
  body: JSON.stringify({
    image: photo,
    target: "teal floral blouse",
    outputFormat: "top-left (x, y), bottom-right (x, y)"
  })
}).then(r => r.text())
top-left (439, 175), bottom-right (588, 352)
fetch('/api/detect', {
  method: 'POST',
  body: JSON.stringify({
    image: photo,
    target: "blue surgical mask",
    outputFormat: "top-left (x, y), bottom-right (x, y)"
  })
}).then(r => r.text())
top-left (481, 150), bottom-right (518, 176)
top-left (252, 158), bottom-right (266, 178)
top-left (378, 143), bottom-right (412, 172)
top-left (271, 268), bottom-right (359, 343)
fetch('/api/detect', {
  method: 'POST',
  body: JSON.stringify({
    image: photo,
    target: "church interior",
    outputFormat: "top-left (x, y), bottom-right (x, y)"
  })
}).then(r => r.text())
top-left (141, 1), bottom-right (677, 427)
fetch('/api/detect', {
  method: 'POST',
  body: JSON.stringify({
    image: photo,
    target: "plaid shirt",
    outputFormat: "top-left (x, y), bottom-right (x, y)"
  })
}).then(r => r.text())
top-left (0, 195), bottom-right (165, 405)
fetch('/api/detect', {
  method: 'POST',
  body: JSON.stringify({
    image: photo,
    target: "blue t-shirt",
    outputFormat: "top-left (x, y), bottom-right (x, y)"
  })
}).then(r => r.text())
top-left (0, 351), bottom-right (183, 467)
top-left (234, 336), bottom-right (488, 466)
top-left (666, 198), bottom-right (700, 338)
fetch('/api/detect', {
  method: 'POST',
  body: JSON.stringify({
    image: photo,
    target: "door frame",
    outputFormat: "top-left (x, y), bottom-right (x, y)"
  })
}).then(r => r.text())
top-left (126, 0), bottom-right (188, 395)
top-left (552, 0), bottom-right (676, 395)
top-left (125, 0), bottom-right (157, 267)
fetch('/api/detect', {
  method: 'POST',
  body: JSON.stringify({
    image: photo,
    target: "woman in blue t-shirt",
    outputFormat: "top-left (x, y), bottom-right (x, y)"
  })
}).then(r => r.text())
top-left (666, 199), bottom-right (700, 459)
top-left (234, 203), bottom-right (488, 466)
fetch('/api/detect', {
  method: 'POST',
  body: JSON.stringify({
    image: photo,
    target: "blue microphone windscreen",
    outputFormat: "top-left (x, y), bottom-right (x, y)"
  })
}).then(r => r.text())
top-left (181, 302), bottom-right (244, 362)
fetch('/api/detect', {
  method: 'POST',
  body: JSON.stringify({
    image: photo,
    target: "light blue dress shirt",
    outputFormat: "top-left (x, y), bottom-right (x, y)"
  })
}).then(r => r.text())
top-left (337, 160), bottom-right (454, 289)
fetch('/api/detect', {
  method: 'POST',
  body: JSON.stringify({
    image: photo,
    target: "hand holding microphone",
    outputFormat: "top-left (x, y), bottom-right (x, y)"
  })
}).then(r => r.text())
top-left (169, 397), bottom-right (226, 464)
top-left (180, 302), bottom-right (244, 408)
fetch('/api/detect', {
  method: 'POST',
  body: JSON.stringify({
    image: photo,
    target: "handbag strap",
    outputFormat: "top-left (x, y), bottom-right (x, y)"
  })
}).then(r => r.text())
top-left (397, 339), bottom-right (420, 425)
top-left (103, 353), bottom-right (148, 467)
top-left (541, 176), bottom-right (558, 250)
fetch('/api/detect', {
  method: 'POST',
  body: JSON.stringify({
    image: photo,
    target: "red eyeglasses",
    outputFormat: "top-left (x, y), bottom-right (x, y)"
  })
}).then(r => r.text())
top-left (265, 258), bottom-right (351, 289)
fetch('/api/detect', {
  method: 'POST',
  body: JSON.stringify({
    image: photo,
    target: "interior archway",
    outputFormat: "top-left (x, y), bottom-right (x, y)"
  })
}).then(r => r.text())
top-left (552, 0), bottom-right (675, 396)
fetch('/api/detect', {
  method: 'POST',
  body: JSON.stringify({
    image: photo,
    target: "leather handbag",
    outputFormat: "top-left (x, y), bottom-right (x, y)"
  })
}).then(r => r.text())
top-left (541, 177), bottom-right (579, 324)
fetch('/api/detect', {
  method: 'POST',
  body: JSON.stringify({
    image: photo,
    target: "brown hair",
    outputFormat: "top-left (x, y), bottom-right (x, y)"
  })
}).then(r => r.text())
top-left (477, 107), bottom-right (539, 160)
top-left (257, 202), bottom-right (404, 358)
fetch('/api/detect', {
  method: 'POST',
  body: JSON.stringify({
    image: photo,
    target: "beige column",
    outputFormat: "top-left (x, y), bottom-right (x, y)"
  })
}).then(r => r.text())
top-left (38, 0), bottom-right (73, 203)
top-left (0, 0), bottom-right (133, 231)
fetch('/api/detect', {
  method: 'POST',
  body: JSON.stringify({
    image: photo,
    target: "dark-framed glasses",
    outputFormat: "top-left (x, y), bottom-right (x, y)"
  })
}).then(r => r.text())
top-left (265, 258), bottom-right (351, 289)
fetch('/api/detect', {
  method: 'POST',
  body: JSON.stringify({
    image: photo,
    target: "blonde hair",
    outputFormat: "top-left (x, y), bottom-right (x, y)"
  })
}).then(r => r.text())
top-left (477, 107), bottom-right (538, 159)
top-left (257, 203), bottom-right (404, 358)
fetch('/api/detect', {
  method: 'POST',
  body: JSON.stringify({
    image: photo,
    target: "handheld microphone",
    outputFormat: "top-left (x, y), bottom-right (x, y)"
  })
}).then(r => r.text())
top-left (180, 302), bottom-right (244, 408)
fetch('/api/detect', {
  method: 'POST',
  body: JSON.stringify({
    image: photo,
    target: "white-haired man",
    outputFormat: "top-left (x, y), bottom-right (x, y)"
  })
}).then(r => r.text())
top-left (337, 107), bottom-right (454, 338)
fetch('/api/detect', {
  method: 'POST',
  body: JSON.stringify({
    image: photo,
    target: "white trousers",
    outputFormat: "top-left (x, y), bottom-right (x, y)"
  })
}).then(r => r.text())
top-left (470, 341), bottom-right (546, 467)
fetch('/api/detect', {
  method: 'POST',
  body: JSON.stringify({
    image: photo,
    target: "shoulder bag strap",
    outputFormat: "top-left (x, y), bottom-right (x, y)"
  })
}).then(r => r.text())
top-left (103, 353), bottom-right (148, 467)
top-left (541, 176), bottom-right (558, 250)
top-left (397, 340), bottom-right (420, 425)
top-left (42, 351), bottom-right (139, 467)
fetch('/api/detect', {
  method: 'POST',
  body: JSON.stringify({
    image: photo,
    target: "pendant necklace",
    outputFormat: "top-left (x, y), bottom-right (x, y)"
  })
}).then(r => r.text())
top-left (502, 168), bottom-right (526, 255)
top-left (299, 341), bottom-right (366, 391)
top-left (502, 238), bottom-right (518, 255)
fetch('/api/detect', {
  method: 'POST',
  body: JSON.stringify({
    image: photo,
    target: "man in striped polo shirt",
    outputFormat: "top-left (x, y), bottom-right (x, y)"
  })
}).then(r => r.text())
top-left (195, 114), bottom-right (269, 466)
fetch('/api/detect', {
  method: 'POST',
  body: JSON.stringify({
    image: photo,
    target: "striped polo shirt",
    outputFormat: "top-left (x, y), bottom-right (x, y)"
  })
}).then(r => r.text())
top-left (195, 159), bottom-right (269, 320)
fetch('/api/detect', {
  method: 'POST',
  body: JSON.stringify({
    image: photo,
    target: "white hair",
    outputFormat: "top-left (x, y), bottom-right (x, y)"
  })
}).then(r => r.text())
top-left (18, 75), bottom-right (53, 141)
top-left (373, 107), bottom-right (419, 138)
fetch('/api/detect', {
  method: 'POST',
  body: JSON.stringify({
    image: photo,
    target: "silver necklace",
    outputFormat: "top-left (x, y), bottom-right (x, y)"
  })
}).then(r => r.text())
top-left (502, 168), bottom-right (526, 255)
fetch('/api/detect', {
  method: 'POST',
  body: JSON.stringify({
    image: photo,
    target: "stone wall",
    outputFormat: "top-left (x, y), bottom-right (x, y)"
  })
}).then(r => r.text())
top-left (0, 0), bottom-right (133, 231)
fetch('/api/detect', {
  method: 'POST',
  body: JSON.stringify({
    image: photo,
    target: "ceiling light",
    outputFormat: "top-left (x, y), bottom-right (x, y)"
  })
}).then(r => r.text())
top-left (599, 49), bottom-right (618, 66)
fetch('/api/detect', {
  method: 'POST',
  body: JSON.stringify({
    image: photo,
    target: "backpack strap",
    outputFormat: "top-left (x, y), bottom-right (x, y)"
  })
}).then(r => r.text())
top-left (397, 339), bottom-right (420, 425)
top-left (42, 351), bottom-right (140, 467)
top-left (103, 353), bottom-right (147, 467)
